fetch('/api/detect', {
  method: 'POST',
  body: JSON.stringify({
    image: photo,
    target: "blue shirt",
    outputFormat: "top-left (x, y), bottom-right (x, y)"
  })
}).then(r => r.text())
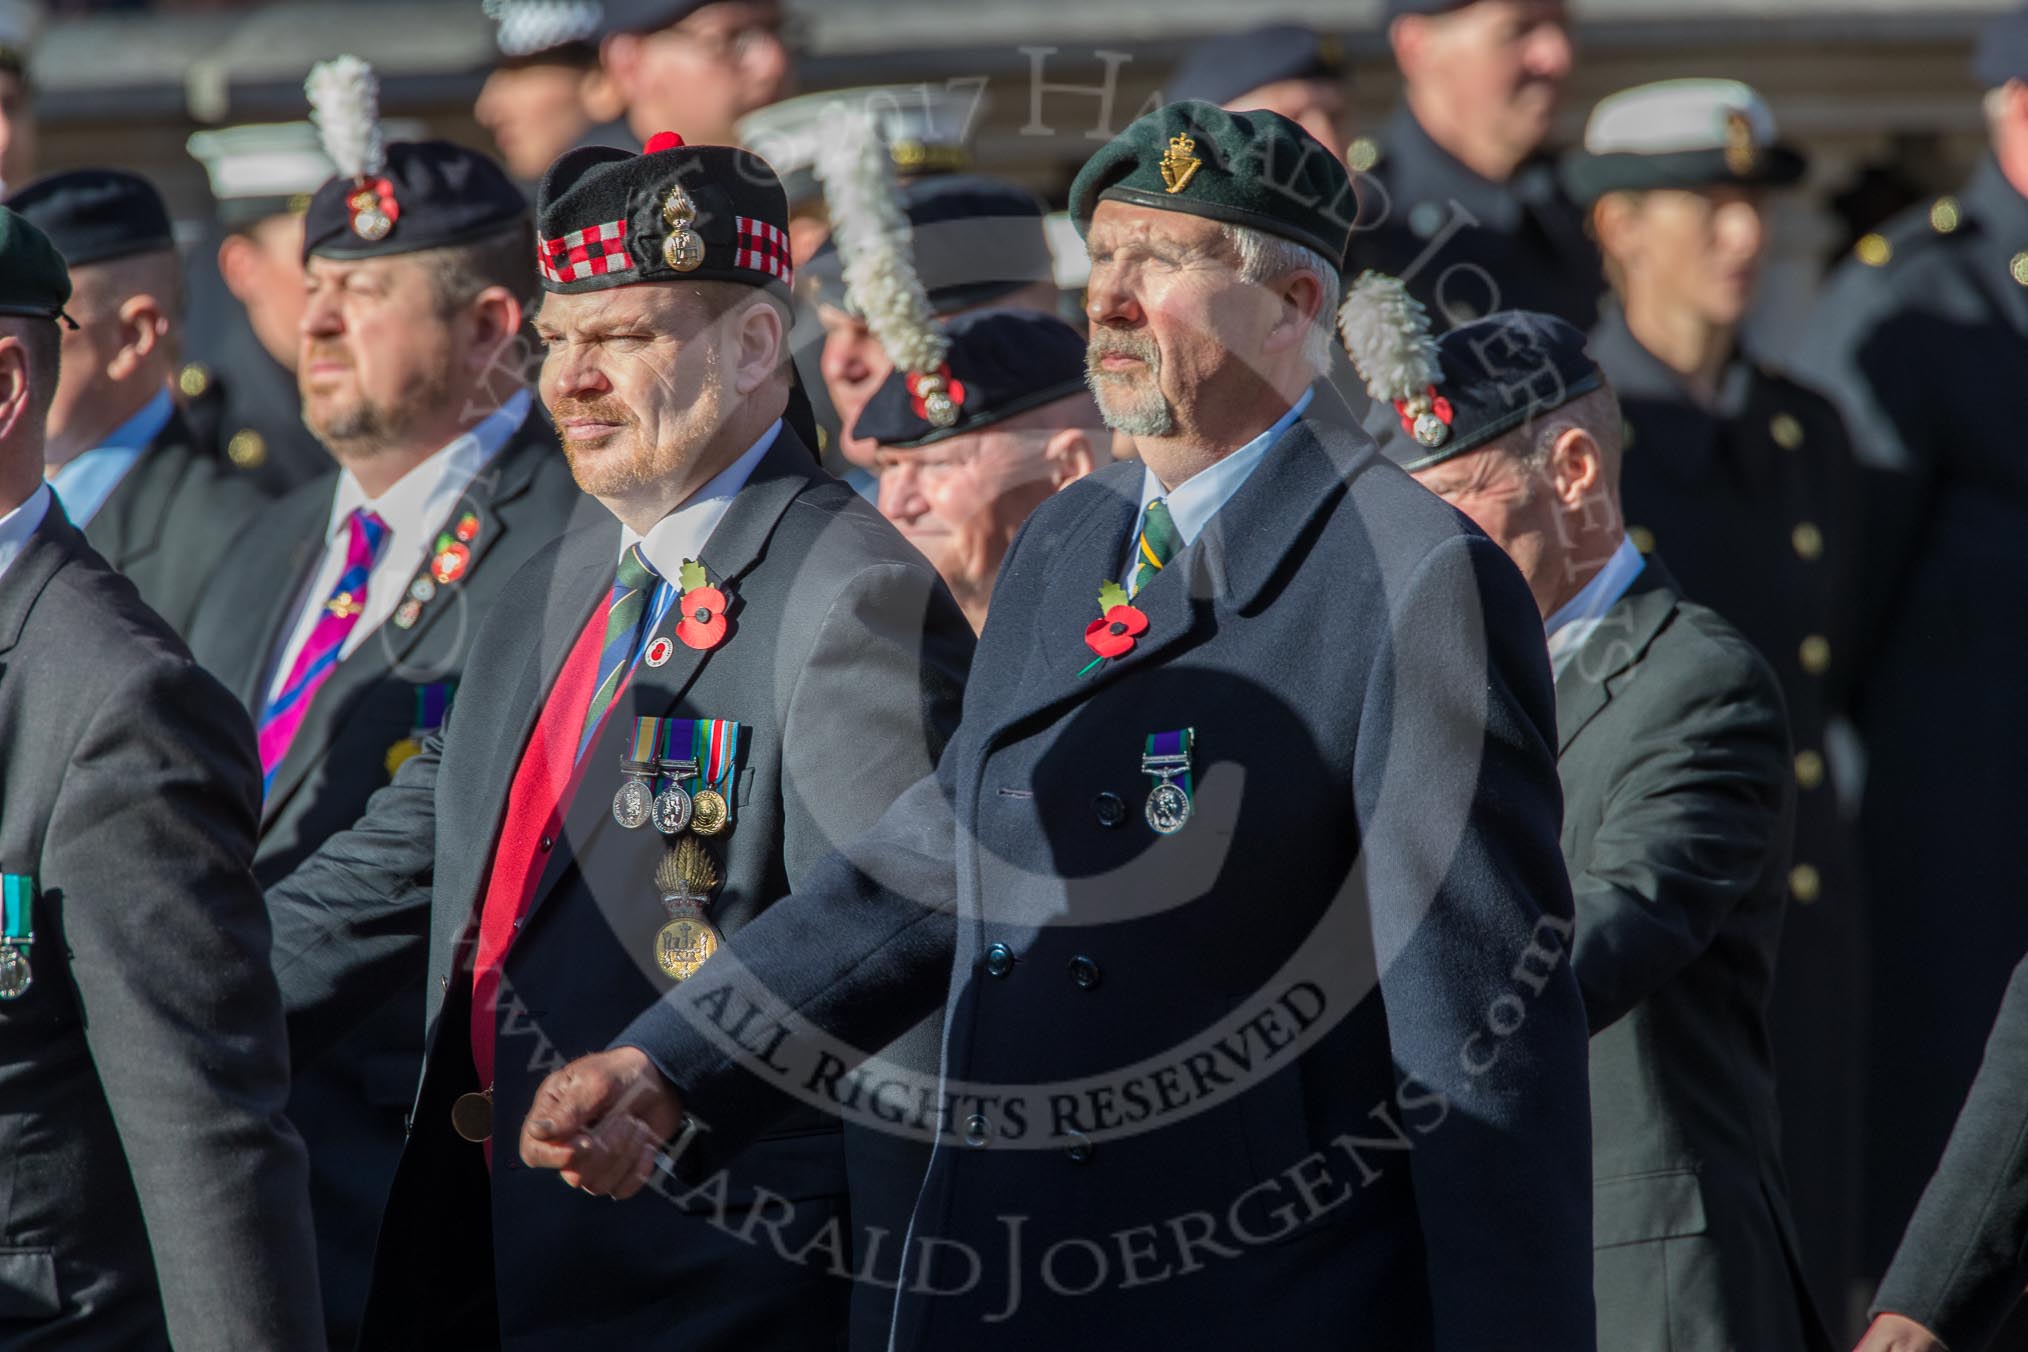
top-left (47, 389), bottom-right (174, 527)
top-left (1121, 386), bottom-right (1313, 591)
top-left (1544, 535), bottom-right (1647, 678)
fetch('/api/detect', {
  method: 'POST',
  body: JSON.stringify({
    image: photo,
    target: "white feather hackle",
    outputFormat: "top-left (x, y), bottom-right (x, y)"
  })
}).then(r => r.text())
top-left (306, 55), bottom-right (385, 183)
top-left (1337, 270), bottom-right (1440, 406)
top-left (811, 100), bottom-right (946, 379)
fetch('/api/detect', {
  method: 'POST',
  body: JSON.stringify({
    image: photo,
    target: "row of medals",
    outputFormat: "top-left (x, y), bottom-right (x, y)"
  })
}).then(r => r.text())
top-left (613, 758), bottom-right (727, 983)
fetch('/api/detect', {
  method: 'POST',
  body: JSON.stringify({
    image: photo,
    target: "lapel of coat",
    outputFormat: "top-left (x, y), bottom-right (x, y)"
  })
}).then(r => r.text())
top-left (1552, 557), bottom-right (1681, 754)
top-left (259, 417), bottom-right (556, 825)
top-left (983, 402), bottom-right (1380, 747)
top-left (79, 414), bottom-right (193, 571)
top-left (235, 493), bottom-right (330, 711)
top-left (519, 430), bottom-right (821, 926)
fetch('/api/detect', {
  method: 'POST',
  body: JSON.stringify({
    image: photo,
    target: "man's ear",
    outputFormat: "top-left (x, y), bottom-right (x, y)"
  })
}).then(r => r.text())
top-left (107, 294), bottom-right (169, 381)
top-left (465, 285), bottom-right (525, 368)
top-left (1268, 269), bottom-right (1326, 360)
top-left (600, 34), bottom-right (642, 93)
top-left (1549, 425), bottom-right (1604, 509)
top-left (0, 336), bottom-right (30, 447)
top-left (733, 298), bottom-right (786, 397)
top-left (217, 234), bottom-right (259, 306)
top-left (1388, 15), bottom-right (1427, 79)
top-left (1042, 425), bottom-right (1098, 488)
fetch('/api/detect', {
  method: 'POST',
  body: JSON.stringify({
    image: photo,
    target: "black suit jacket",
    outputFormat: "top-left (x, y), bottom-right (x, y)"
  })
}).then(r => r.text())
top-left (1555, 558), bottom-right (1829, 1351)
top-left (0, 503), bottom-right (322, 1349)
top-left (1873, 951), bottom-right (2028, 1349)
top-left (266, 425), bottom-right (975, 1351)
top-left (186, 407), bottom-right (594, 1348)
top-left (616, 402), bottom-right (1597, 1351)
top-left (78, 404), bottom-right (265, 638)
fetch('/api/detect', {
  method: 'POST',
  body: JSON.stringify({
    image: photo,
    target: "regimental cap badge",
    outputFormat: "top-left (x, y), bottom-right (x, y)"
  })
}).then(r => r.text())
top-left (1159, 132), bottom-right (1202, 195)
top-left (1723, 108), bottom-right (1757, 176)
top-left (307, 56), bottom-right (400, 242)
top-left (652, 133), bottom-right (707, 273)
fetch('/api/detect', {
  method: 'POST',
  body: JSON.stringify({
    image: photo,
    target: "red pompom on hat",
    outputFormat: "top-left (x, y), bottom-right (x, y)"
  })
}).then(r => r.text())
top-left (643, 131), bottom-right (686, 154)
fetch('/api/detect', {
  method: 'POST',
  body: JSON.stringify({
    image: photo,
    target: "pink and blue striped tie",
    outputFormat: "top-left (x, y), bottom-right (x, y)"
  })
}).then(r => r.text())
top-left (258, 507), bottom-right (389, 790)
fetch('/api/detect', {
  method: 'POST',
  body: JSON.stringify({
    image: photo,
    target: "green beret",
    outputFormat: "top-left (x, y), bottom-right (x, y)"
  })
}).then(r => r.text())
top-left (1069, 100), bottom-right (1354, 266)
top-left (0, 207), bottom-right (71, 323)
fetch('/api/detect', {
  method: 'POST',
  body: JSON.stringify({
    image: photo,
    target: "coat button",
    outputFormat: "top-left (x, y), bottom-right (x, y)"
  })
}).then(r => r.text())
top-left (1791, 522), bottom-right (1823, 561)
top-left (1799, 635), bottom-right (1831, 676)
top-left (1795, 750), bottom-right (1826, 791)
top-left (540, 835), bottom-right (554, 851)
top-left (984, 943), bottom-right (1014, 978)
top-left (1065, 1130), bottom-right (1094, 1164)
top-left (1093, 792), bottom-right (1128, 828)
top-left (1790, 863), bottom-right (1822, 904)
top-left (1628, 526), bottom-right (1656, 555)
top-left (1769, 413), bottom-right (1804, 449)
top-left (1068, 955), bottom-right (1102, 990)
top-left (964, 1114), bottom-right (990, 1147)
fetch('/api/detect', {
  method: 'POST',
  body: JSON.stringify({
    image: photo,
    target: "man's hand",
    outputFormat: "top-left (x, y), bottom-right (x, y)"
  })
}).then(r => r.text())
top-left (1853, 1312), bottom-right (1948, 1352)
top-left (519, 1047), bottom-right (686, 1199)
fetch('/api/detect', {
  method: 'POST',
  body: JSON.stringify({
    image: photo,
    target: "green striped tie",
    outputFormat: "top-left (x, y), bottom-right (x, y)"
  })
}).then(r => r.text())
top-left (1130, 498), bottom-right (1181, 598)
top-left (579, 544), bottom-right (659, 753)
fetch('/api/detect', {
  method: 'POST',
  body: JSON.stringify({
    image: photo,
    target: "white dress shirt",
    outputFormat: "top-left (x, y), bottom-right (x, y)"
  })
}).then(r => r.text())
top-left (619, 419), bottom-right (782, 631)
top-left (1120, 387), bottom-right (1313, 590)
top-left (265, 390), bottom-right (531, 704)
top-left (1544, 535), bottom-right (1647, 678)
top-left (0, 483), bottom-right (52, 588)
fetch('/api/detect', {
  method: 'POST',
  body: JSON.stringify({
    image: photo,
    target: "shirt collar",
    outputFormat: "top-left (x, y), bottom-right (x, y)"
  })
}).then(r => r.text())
top-left (327, 388), bottom-right (530, 545)
top-left (0, 483), bottom-right (52, 588)
top-left (1136, 387), bottom-right (1313, 550)
top-left (45, 388), bottom-right (174, 527)
top-left (622, 418), bottom-right (784, 582)
top-left (1544, 535), bottom-right (1647, 674)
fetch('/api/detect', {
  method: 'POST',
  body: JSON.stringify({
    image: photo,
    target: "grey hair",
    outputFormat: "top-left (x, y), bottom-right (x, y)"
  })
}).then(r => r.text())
top-left (1221, 223), bottom-right (1343, 376)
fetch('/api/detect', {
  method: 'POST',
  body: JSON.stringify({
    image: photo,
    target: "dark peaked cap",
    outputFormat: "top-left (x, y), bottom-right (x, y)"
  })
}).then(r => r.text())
top-left (1167, 23), bottom-right (1346, 109)
top-left (8, 169), bottom-right (175, 268)
top-left (304, 140), bottom-right (527, 261)
top-left (1070, 100), bottom-right (1356, 265)
top-left (536, 131), bottom-right (794, 298)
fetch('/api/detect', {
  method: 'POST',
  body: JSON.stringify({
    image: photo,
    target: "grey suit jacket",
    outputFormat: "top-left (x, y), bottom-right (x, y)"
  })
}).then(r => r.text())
top-left (1557, 557), bottom-right (1829, 1351)
top-left (80, 405), bottom-right (266, 638)
top-left (0, 503), bottom-right (323, 1349)
top-left (266, 425), bottom-right (974, 1350)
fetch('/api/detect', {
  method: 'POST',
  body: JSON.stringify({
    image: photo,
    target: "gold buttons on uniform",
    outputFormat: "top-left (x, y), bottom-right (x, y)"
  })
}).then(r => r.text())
top-left (1799, 634), bottom-right (1831, 675)
top-left (178, 362), bottom-right (210, 398)
top-left (1792, 521), bottom-right (1824, 560)
top-left (1346, 136), bottom-right (1379, 173)
top-left (1629, 526), bottom-right (1656, 555)
top-left (1795, 749), bottom-right (1825, 791)
top-left (1856, 233), bottom-right (1892, 267)
top-left (1789, 863), bottom-right (1822, 904)
top-left (2012, 252), bottom-right (2028, 287)
top-left (226, 428), bottom-right (267, 470)
top-left (1621, 419), bottom-right (1637, 450)
top-left (1930, 197), bottom-right (1961, 233)
top-left (1770, 413), bottom-right (1804, 449)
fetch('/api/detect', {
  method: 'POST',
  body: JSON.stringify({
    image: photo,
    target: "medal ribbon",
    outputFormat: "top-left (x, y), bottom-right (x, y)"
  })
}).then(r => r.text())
top-left (660, 718), bottom-right (696, 784)
top-left (415, 681), bottom-right (454, 734)
top-left (1144, 728), bottom-right (1194, 794)
top-left (630, 716), bottom-right (662, 776)
top-left (703, 719), bottom-right (740, 826)
top-left (2, 875), bottom-right (32, 944)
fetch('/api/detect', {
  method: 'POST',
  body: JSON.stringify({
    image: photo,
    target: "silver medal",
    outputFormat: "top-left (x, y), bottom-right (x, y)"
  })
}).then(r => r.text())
top-left (0, 944), bottom-right (31, 1000)
top-left (612, 777), bottom-right (653, 830)
top-left (651, 784), bottom-right (694, 836)
top-left (1145, 779), bottom-right (1193, 835)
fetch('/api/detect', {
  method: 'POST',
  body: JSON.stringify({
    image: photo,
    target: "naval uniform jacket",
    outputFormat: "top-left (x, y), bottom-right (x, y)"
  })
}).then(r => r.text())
top-left (76, 403), bottom-right (266, 638)
top-left (1554, 557), bottom-right (1830, 1352)
top-left (1591, 306), bottom-right (1867, 1311)
top-left (265, 425), bottom-right (974, 1351)
top-left (1796, 151), bottom-right (2028, 1272)
top-left (1349, 104), bottom-right (1604, 332)
top-left (185, 408), bottom-right (594, 1348)
top-left (0, 503), bottom-right (323, 1349)
top-left (618, 397), bottom-right (1598, 1351)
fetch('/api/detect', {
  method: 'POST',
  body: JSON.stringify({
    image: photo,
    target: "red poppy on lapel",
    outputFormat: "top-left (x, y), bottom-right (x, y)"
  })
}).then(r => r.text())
top-left (675, 559), bottom-right (729, 651)
top-left (1084, 604), bottom-right (1149, 660)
